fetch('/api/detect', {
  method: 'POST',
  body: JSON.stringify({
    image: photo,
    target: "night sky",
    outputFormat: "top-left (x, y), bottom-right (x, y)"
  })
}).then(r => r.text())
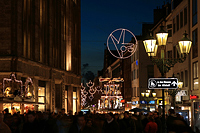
top-left (81, 0), bottom-right (168, 76)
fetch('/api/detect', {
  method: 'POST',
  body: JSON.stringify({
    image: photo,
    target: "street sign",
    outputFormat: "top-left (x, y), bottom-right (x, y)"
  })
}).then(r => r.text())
top-left (148, 78), bottom-right (178, 89)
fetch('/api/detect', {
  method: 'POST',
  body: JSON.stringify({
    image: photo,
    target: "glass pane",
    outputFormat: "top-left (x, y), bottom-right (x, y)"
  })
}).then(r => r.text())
top-left (194, 79), bottom-right (199, 90)
top-left (73, 92), bottom-right (76, 99)
top-left (73, 99), bottom-right (76, 115)
top-left (38, 97), bottom-right (45, 103)
top-left (197, 62), bottom-right (198, 78)
top-left (38, 87), bottom-right (45, 96)
top-left (38, 105), bottom-right (45, 112)
top-left (65, 91), bottom-right (68, 98)
top-left (65, 98), bottom-right (67, 114)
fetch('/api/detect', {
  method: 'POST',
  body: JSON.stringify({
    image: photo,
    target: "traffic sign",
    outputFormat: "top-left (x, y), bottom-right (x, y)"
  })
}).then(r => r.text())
top-left (148, 78), bottom-right (178, 89)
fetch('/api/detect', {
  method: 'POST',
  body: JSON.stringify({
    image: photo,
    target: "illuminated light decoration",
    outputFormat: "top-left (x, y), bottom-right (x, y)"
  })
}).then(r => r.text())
top-left (100, 79), bottom-right (124, 110)
top-left (89, 95), bottom-right (94, 101)
top-left (81, 83), bottom-right (87, 106)
top-left (96, 86), bottom-right (102, 93)
top-left (24, 77), bottom-right (34, 98)
top-left (3, 74), bottom-right (23, 97)
top-left (89, 88), bottom-right (96, 95)
top-left (86, 80), bottom-right (94, 88)
top-left (190, 95), bottom-right (198, 99)
top-left (107, 28), bottom-right (138, 59)
top-left (99, 78), bottom-right (111, 82)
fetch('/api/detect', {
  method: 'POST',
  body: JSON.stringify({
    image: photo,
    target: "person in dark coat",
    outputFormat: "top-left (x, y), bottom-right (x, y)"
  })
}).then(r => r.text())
top-left (22, 111), bottom-right (42, 133)
top-left (102, 112), bottom-right (120, 133)
top-left (120, 111), bottom-right (136, 133)
top-left (69, 114), bottom-right (93, 133)
top-left (166, 109), bottom-right (194, 133)
top-left (153, 111), bottom-right (162, 133)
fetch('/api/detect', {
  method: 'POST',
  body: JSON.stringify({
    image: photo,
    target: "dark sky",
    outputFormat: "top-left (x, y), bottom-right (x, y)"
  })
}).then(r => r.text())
top-left (81, 0), bottom-right (168, 76)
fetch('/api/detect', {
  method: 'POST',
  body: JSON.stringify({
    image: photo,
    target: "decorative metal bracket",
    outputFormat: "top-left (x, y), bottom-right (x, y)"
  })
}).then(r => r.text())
top-left (151, 55), bottom-right (186, 75)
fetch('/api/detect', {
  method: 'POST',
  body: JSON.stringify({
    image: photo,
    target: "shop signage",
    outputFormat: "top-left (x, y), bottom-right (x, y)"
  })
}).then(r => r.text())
top-left (121, 99), bottom-right (125, 103)
top-left (132, 101), bottom-right (138, 105)
top-left (140, 101), bottom-right (147, 104)
top-left (148, 78), bottom-right (178, 89)
top-left (190, 95), bottom-right (198, 99)
top-left (176, 90), bottom-right (188, 96)
top-left (148, 100), bottom-right (155, 104)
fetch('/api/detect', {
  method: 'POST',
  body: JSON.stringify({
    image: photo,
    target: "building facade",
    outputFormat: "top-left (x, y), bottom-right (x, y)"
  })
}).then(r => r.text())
top-left (0, 0), bottom-right (81, 114)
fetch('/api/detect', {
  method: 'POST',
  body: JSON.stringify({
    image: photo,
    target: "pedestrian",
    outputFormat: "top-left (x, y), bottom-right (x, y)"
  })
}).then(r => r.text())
top-left (69, 114), bottom-right (93, 133)
top-left (102, 112), bottom-right (120, 133)
top-left (0, 113), bottom-right (11, 133)
top-left (153, 111), bottom-right (162, 133)
top-left (166, 109), bottom-right (194, 133)
top-left (22, 111), bottom-right (42, 133)
top-left (120, 111), bottom-right (136, 133)
top-left (144, 116), bottom-right (157, 133)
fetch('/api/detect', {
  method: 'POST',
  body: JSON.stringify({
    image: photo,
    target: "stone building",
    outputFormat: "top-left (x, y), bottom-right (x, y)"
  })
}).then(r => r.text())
top-left (0, 0), bottom-right (81, 114)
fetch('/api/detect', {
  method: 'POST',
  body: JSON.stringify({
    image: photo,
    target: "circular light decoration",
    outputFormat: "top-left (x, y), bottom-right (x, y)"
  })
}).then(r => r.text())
top-left (107, 28), bottom-right (138, 59)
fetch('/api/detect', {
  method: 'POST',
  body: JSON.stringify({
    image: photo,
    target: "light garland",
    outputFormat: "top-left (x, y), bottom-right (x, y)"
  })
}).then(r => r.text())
top-left (96, 86), bottom-right (102, 93)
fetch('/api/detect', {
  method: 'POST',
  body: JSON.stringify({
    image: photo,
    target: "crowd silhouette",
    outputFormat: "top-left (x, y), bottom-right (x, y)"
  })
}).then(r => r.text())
top-left (0, 108), bottom-right (195, 133)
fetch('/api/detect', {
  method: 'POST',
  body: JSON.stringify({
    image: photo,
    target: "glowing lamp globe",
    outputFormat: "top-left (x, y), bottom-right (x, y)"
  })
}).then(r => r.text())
top-left (143, 34), bottom-right (157, 56)
top-left (178, 31), bottom-right (192, 54)
top-left (156, 26), bottom-right (168, 46)
top-left (152, 92), bottom-right (156, 97)
top-left (146, 92), bottom-right (150, 97)
top-left (141, 92), bottom-right (145, 97)
top-left (178, 81), bottom-right (183, 89)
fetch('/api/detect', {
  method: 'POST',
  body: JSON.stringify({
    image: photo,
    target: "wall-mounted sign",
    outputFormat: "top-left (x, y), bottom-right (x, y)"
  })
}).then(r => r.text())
top-left (190, 95), bottom-right (198, 99)
top-left (148, 100), bottom-right (155, 104)
top-left (176, 90), bottom-right (188, 96)
top-left (140, 101), bottom-right (147, 104)
top-left (148, 78), bottom-right (178, 89)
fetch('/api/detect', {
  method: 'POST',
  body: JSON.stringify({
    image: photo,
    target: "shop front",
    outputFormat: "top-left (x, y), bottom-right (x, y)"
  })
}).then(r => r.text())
top-left (0, 74), bottom-right (46, 113)
top-left (191, 99), bottom-right (200, 132)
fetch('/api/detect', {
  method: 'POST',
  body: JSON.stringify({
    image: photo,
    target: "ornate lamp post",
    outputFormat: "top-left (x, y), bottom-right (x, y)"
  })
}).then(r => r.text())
top-left (141, 90), bottom-right (157, 111)
top-left (143, 27), bottom-right (192, 132)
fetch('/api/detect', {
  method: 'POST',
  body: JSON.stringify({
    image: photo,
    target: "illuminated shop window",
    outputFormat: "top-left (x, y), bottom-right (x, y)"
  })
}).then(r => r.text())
top-left (38, 87), bottom-right (45, 111)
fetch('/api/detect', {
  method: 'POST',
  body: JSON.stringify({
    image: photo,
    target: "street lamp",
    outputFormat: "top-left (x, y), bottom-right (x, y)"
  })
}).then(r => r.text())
top-left (141, 90), bottom-right (157, 111)
top-left (143, 28), bottom-right (192, 133)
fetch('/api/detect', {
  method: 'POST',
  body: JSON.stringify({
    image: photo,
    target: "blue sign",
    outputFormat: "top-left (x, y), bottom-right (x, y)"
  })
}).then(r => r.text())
top-left (148, 101), bottom-right (155, 104)
top-left (140, 101), bottom-right (147, 104)
top-left (136, 60), bottom-right (138, 66)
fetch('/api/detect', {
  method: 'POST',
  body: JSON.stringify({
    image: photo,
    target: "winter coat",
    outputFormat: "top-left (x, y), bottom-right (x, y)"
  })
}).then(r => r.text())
top-left (144, 121), bottom-right (158, 133)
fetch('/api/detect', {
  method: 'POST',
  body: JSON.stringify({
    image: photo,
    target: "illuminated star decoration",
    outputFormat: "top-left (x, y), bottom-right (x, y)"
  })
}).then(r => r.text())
top-left (81, 83), bottom-right (88, 106)
top-left (86, 80), bottom-right (97, 101)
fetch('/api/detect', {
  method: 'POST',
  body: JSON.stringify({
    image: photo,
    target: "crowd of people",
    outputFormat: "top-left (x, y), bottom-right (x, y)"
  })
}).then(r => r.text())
top-left (0, 108), bottom-right (196, 133)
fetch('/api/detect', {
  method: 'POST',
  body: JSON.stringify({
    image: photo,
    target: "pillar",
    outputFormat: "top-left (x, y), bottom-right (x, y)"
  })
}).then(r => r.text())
top-left (33, 78), bottom-right (38, 111)
top-left (46, 81), bottom-right (51, 111)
